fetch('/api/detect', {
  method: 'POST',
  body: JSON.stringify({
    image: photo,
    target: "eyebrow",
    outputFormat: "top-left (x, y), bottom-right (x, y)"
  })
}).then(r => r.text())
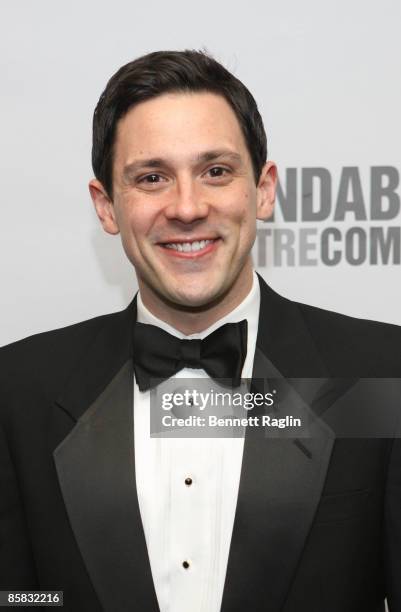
top-left (122, 149), bottom-right (243, 180)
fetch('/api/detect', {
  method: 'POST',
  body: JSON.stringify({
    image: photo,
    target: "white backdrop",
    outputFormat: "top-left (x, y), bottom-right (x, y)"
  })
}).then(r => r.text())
top-left (1, 0), bottom-right (400, 347)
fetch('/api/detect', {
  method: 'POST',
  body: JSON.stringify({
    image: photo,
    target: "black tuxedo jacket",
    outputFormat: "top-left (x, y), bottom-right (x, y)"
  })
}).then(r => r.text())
top-left (1, 274), bottom-right (401, 612)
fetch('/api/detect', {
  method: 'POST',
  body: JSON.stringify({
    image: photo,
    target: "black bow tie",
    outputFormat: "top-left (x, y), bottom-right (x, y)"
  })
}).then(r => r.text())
top-left (132, 319), bottom-right (248, 391)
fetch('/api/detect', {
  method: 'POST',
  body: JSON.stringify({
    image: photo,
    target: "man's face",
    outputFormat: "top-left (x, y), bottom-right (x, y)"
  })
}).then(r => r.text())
top-left (91, 92), bottom-right (276, 311)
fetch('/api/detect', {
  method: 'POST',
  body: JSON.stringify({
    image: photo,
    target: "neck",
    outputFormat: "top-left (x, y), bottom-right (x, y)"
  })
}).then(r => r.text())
top-left (138, 265), bottom-right (254, 335)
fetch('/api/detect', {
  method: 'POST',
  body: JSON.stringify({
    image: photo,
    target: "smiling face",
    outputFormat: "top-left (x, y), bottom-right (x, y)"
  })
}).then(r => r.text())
top-left (90, 91), bottom-right (276, 331)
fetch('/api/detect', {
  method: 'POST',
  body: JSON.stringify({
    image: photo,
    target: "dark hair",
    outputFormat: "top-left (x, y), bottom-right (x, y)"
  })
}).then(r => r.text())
top-left (92, 50), bottom-right (267, 197)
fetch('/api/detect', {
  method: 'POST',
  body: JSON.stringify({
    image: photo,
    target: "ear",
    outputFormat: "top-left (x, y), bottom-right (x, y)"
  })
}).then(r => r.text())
top-left (256, 161), bottom-right (277, 221)
top-left (88, 179), bottom-right (120, 235)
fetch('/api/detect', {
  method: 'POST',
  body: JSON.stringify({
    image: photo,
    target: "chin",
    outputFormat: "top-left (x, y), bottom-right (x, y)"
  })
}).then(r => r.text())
top-left (165, 283), bottom-right (227, 310)
top-left (168, 292), bottom-right (213, 309)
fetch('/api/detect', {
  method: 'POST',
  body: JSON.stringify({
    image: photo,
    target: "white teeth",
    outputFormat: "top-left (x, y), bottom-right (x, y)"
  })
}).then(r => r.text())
top-left (164, 239), bottom-right (214, 252)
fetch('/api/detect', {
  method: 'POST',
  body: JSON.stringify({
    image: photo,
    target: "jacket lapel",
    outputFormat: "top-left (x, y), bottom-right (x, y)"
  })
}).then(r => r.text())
top-left (221, 275), bottom-right (335, 612)
top-left (53, 297), bottom-right (159, 612)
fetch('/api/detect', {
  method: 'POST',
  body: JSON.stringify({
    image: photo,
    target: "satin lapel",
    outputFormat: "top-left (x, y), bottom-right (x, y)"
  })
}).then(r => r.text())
top-left (54, 359), bottom-right (159, 612)
top-left (221, 275), bottom-right (335, 612)
top-left (55, 297), bottom-right (137, 421)
top-left (53, 297), bottom-right (159, 612)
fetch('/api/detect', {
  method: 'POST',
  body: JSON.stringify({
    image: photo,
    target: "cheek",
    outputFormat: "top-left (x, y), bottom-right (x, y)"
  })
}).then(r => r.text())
top-left (235, 198), bottom-right (257, 249)
top-left (115, 201), bottom-right (151, 245)
top-left (239, 221), bottom-right (257, 249)
top-left (228, 185), bottom-right (257, 218)
top-left (232, 193), bottom-right (257, 231)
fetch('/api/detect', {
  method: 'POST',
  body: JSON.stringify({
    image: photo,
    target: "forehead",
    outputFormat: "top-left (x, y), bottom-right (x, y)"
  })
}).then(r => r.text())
top-left (113, 91), bottom-right (249, 164)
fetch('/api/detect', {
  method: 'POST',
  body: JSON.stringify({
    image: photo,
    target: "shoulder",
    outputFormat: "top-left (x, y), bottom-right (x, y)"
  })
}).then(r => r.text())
top-left (296, 299), bottom-right (401, 376)
top-left (257, 274), bottom-right (400, 376)
top-left (0, 306), bottom-right (131, 403)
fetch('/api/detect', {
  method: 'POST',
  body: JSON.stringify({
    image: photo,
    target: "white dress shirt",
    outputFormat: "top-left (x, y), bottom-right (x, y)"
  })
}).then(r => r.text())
top-left (134, 271), bottom-right (260, 612)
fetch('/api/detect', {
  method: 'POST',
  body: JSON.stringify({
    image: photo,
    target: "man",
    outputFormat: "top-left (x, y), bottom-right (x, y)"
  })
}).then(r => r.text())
top-left (0, 50), bottom-right (400, 612)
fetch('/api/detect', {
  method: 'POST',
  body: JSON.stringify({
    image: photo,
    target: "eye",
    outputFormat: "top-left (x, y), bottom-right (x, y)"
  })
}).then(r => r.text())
top-left (139, 173), bottom-right (164, 183)
top-left (206, 166), bottom-right (230, 178)
top-left (136, 173), bottom-right (168, 190)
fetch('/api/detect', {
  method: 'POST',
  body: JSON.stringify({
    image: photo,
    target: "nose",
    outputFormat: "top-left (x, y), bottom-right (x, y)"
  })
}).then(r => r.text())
top-left (163, 177), bottom-right (209, 224)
